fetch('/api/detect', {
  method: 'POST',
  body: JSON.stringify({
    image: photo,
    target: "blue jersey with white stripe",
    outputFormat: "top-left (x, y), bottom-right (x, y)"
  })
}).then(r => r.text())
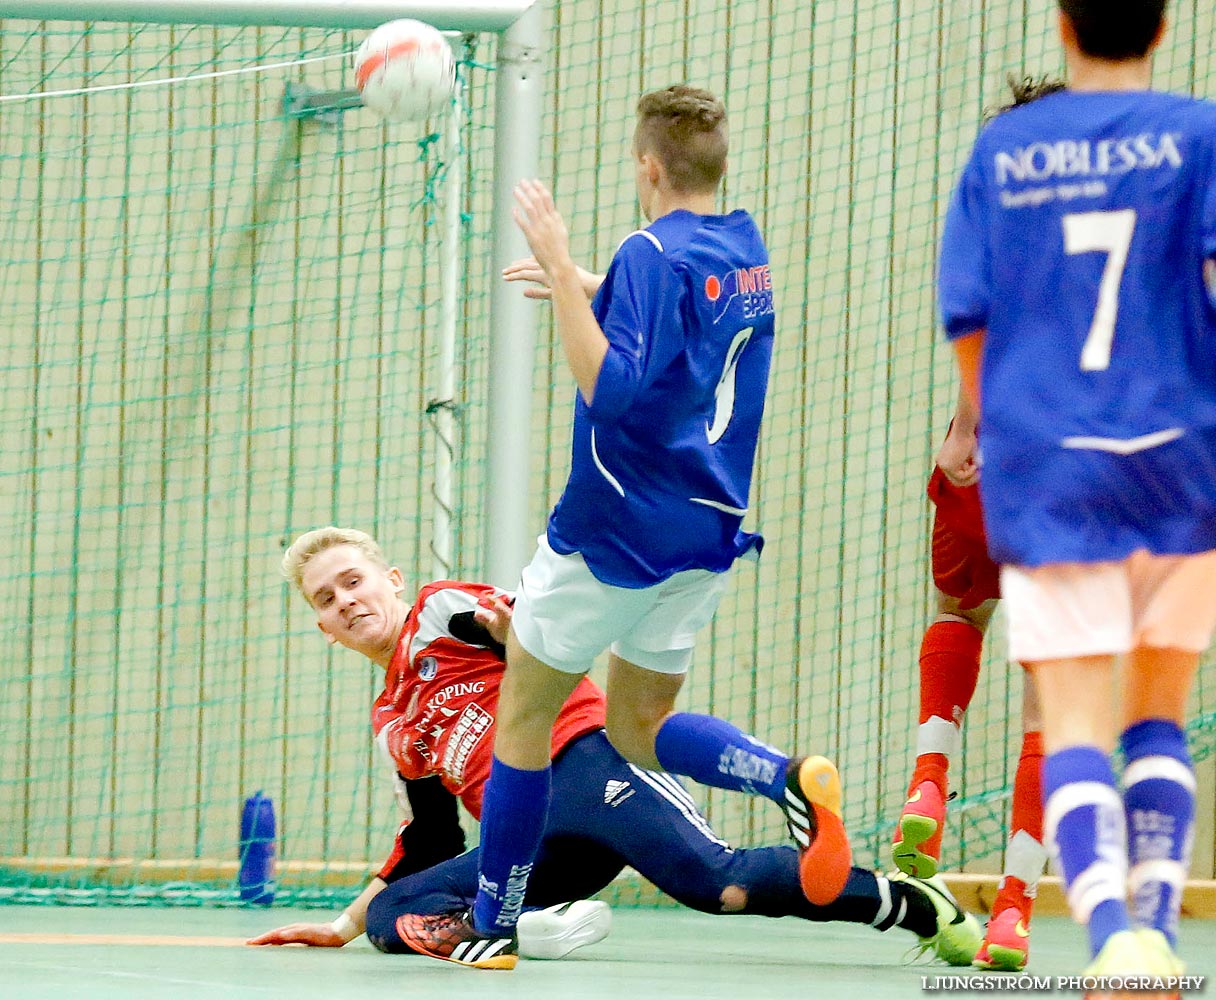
top-left (939, 90), bottom-right (1216, 566)
top-left (548, 209), bottom-right (775, 587)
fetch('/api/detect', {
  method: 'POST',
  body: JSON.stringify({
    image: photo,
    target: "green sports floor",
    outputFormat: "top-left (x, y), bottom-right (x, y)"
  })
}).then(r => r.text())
top-left (2, 906), bottom-right (1213, 999)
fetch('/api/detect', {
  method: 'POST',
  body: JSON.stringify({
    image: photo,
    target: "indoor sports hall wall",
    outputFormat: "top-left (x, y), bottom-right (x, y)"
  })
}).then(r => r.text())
top-left (1, 1), bottom-right (1213, 904)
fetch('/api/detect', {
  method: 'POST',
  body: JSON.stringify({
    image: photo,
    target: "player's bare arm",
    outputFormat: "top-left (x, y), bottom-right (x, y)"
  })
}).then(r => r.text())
top-left (503, 255), bottom-right (604, 301)
top-left (512, 178), bottom-right (608, 404)
top-left (247, 876), bottom-right (387, 947)
top-left (936, 387), bottom-right (980, 488)
top-left (952, 330), bottom-right (984, 413)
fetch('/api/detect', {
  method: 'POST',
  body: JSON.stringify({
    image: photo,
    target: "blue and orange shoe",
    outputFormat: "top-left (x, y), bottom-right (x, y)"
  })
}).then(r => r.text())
top-left (394, 909), bottom-right (518, 970)
top-left (782, 755), bottom-right (852, 906)
top-left (973, 907), bottom-right (1030, 971)
top-left (892, 780), bottom-right (946, 879)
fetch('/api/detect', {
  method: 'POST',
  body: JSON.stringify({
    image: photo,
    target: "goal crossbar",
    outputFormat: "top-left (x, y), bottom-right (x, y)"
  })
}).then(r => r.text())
top-left (0, 1), bottom-right (535, 32)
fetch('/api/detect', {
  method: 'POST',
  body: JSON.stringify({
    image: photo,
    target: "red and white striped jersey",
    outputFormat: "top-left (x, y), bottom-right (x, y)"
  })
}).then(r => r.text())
top-left (371, 580), bottom-right (606, 819)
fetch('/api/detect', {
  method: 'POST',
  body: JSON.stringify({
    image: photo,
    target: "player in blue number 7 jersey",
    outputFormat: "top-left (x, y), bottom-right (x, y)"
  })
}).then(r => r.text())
top-left (939, 2), bottom-right (1216, 993)
top-left (393, 85), bottom-right (854, 969)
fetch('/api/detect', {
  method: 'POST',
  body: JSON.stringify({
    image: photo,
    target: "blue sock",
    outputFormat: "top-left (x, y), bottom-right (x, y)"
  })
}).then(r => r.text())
top-left (1121, 719), bottom-right (1194, 948)
top-left (471, 757), bottom-right (550, 935)
top-left (654, 712), bottom-right (789, 805)
top-left (1043, 746), bottom-right (1129, 958)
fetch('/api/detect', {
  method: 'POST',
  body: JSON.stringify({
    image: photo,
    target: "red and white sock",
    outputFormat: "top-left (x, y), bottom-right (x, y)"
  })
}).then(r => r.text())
top-left (908, 619), bottom-right (984, 798)
top-left (993, 730), bottom-right (1047, 921)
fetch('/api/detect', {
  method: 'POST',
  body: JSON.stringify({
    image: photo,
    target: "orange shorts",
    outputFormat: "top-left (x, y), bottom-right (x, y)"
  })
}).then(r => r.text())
top-left (928, 465), bottom-right (1000, 610)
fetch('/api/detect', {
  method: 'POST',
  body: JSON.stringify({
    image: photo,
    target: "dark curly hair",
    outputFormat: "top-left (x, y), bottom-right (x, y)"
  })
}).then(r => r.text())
top-left (986, 73), bottom-right (1067, 121)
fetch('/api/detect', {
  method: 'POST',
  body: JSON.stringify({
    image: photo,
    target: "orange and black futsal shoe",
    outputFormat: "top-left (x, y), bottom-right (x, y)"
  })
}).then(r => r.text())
top-left (394, 909), bottom-right (518, 970)
top-left (782, 755), bottom-right (852, 906)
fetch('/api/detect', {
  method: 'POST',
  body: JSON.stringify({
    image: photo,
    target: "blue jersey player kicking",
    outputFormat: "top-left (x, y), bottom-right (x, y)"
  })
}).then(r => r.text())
top-left (394, 85), bottom-right (855, 969)
top-left (940, 1), bottom-right (1216, 993)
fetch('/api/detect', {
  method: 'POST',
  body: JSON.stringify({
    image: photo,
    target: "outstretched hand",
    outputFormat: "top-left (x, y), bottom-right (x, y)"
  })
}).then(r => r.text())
top-left (503, 255), bottom-right (605, 301)
top-left (512, 179), bottom-right (574, 281)
top-left (246, 922), bottom-right (346, 948)
top-left (502, 256), bottom-right (554, 299)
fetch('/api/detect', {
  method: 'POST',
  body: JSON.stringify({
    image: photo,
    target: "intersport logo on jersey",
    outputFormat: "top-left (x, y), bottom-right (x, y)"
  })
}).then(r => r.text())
top-left (704, 264), bottom-right (773, 323)
top-left (994, 132), bottom-right (1182, 186)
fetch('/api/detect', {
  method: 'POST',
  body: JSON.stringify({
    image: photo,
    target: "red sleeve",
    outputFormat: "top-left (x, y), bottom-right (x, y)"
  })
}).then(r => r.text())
top-left (376, 822), bottom-right (410, 881)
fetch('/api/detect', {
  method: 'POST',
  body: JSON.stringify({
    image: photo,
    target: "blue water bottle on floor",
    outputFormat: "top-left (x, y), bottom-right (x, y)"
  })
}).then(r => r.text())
top-left (238, 791), bottom-right (276, 904)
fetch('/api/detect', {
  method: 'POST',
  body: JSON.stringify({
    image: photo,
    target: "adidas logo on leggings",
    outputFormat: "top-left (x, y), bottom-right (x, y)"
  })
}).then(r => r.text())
top-left (604, 779), bottom-right (634, 806)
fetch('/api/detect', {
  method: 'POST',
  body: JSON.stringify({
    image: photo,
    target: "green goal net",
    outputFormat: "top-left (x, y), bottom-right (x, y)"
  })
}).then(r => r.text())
top-left (1, 2), bottom-right (1214, 910)
top-left (0, 13), bottom-right (499, 906)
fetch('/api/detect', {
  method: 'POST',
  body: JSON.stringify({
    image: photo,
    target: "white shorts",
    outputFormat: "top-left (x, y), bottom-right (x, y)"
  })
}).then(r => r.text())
top-left (511, 535), bottom-right (731, 675)
top-left (1001, 548), bottom-right (1216, 662)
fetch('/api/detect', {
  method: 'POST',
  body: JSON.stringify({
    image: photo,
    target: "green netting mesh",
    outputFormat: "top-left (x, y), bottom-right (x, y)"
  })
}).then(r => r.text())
top-left (0, 18), bottom-right (496, 907)
top-left (1, 3), bottom-right (1213, 911)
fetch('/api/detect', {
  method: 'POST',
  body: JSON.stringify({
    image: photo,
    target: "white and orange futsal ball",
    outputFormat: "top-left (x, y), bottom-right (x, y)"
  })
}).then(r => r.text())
top-left (354, 19), bottom-right (456, 123)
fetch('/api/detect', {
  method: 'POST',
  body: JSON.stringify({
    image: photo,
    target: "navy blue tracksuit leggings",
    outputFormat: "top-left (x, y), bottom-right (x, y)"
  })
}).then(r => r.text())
top-left (366, 730), bottom-right (888, 951)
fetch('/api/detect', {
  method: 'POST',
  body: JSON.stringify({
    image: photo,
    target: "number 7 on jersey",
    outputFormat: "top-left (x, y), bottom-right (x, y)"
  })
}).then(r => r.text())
top-left (1062, 208), bottom-right (1137, 372)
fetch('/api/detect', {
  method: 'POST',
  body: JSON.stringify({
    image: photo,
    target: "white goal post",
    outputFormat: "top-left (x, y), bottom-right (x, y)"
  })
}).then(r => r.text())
top-left (0, 0), bottom-right (543, 589)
